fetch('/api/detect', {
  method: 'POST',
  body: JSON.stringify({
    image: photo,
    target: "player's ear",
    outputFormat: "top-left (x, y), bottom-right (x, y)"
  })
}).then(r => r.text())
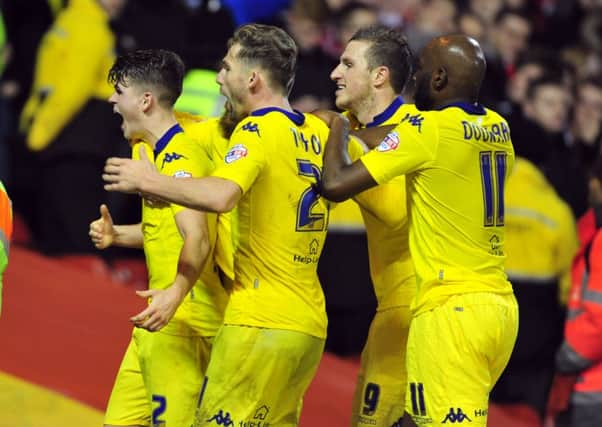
top-left (373, 66), bottom-right (389, 88)
top-left (433, 66), bottom-right (448, 91)
top-left (140, 92), bottom-right (153, 112)
top-left (248, 71), bottom-right (259, 90)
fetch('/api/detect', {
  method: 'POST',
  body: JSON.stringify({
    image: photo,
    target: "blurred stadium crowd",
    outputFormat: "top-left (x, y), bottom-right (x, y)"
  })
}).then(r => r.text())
top-left (0, 0), bottom-right (601, 425)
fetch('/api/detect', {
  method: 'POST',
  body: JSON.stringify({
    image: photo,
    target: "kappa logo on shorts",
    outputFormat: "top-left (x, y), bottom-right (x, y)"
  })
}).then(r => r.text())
top-left (207, 409), bottom-right (234, 426)
top-left (442, 408), bottom-right (472, 423)
top-left (376, 132), bottom-right (400, 152)
top-left (225, 144), bottom-right (248, 164)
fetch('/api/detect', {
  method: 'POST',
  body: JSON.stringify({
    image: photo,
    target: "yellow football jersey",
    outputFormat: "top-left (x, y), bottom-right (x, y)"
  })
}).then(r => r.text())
top-left (361, 103), bottom-right (515, 315)
top-left (132, 124), bottom-right (228, 336)
top-left (350, 97), bottom-right (417, 310)
top-left (177, 115), bottom-right (237, 282)
top-left (212, 108), bottom-right (330, 339)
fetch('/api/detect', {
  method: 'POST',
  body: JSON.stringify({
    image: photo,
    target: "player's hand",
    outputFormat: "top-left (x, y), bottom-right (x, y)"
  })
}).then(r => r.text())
top-left (103, 145), bottom-right (156, 194)
top-left (311, 109), bottom-right (345, 128)
top-left (130, 286), bottom-right (186, 332)
top-left (89, 204), bottom-right (115, 249)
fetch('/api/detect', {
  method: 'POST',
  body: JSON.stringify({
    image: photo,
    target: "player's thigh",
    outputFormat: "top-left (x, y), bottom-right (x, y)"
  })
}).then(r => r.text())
top-left (405, 293), bottom-right (518, 426)
top-left (351, 306), bottom-right (411, 427)
top-left (195, 325), bottom-right (325, 427)
top-left (137, 328), bottom-right (213, 427)
top-left (105, 334), bottom-right (150, 426)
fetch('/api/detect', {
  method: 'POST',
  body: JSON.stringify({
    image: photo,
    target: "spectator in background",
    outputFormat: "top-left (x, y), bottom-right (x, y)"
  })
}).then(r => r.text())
top-left (179, 0), bottom-right (234, 70)
top-left (556, 156), bottom-right (602, 427)
top-left (0, 180), bottom-right (11, 318)
top-left (335, 2), bottom-right (378, 50)
top-left (0, 0), bottom-right (57, 213)
top-left (403, 0), bottom-right (457, 53)
top-left (490, 156), bottom-right (578, 422)
top-left (466, 0), bottom-right (503, 27)
top-left (571, 77), bottom-right (602, 173)
top-left (514, 74), bottom-right (588, 218)
top-left (284, 3), bottom-right (337, 111)
top-left (19, 0), bottom-right (127, 255)
top-left (481, 8), bottom-right (531, 108)
top-left (456, 11), bottom-right (485, 43)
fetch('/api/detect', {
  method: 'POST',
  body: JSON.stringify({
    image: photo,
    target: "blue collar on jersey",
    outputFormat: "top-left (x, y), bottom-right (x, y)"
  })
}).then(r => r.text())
top-left (250, 107), bottom-right (305, 126)
top-left (437, 101), bottom-right (486, 115)
top-left (365, 96), bottom-right (404, 128)
top-left (154, 123), bottom-right (184, 157)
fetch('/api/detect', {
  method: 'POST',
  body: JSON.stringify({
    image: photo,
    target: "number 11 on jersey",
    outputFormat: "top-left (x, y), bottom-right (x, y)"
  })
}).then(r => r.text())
top-left (480, 151), bottom-right (507, 227)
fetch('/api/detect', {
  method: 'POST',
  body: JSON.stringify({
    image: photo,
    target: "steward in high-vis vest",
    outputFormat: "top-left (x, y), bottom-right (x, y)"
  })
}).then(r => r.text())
top-left (557, 157), bottom-right (602, 427)
top-left (0, 181), bottom-right (13, 317)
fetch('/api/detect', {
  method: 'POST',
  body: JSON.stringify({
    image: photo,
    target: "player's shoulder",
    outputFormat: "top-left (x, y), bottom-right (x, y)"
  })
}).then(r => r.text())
top-left (391, 107), bottom-right (437, 137)
top-left (234, 108), bottom-right (307, 139)
top-left (232, 115), bottom-right (266, 140)
top-left (482, 108), bottom-right (510, 128)
top-left (176, 111), bottom-right (206, 128)
top-left (303, 112), bottom-right (330, 134)
top-left (397, 103), bottom-right (422, 116)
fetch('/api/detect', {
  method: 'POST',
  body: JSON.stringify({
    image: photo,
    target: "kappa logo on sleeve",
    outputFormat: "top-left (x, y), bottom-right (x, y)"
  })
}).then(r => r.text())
top-left (400, 112), bottom-right (424, 132)
top-left (241, 122), bottom-right (260, 137)
top-left (225, 144), bottom-right (248, 164)
top-left (161, 152), bottom-right (188, 168)
top-left (376, 132), bottom-right (400, 152)
top-left (173, 170), bottom-right (192, 178)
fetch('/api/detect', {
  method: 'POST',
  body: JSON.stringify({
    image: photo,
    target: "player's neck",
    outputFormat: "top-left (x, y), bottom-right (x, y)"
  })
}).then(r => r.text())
top-left (356, 90), bottom-right (397, 126)
top-left (141, 111), bottom-right (178, 149)
top-left (247, 91), bottom-right (293, 114)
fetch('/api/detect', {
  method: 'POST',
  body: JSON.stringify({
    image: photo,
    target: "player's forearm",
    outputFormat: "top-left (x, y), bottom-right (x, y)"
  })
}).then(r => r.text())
top-left (321, 117), bottom-right (352, 201)
top-left (351, 125), bottom-right (395, 149)
top-left (140, 174), bottom-right (237, 213)
top-left (112, 224), bottom-right (144, 248)
top-left (172, 233), bottom-right (210, 299)
top-left (322, 117), bottom-right (376, 202)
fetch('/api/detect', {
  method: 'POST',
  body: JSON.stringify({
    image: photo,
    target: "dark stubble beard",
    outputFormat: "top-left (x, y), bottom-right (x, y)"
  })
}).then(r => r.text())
top-left (218, 100), bottom-right (246, 139)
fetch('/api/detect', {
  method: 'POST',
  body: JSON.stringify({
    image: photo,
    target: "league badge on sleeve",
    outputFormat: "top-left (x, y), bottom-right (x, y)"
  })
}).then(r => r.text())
top-left (173, 170), bottom-right (192, 178)
top-left (376, 132), bottom-right (400, 152)
top-left (225, 144), bottom-right (248, 164)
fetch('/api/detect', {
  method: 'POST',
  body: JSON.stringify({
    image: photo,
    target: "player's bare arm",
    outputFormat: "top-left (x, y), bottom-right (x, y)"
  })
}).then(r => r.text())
top-left (104, 145), bottom-right (242, 213)
top-left (321, 115), bottom-right (377, 202)
top-left (89, 204), bottom-right (143, 249)
top-left (130, 208), bottom-right (210, 332)
top-left (353, 124), bottom-right (395, 149)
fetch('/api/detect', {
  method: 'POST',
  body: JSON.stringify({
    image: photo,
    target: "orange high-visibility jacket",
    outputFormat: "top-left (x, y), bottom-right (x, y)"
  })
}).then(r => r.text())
top-left (557, 207), bottom-right (602, 403)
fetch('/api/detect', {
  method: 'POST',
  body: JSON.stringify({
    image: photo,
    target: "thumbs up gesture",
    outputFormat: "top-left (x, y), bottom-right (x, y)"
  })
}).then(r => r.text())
top-left (89, 204), bottom-right (116, 249)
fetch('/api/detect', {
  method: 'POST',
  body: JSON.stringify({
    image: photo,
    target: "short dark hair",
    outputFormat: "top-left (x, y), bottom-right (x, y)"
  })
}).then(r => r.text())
top-left (108, 49), bottom-right (185, 108)
top-left (228, 23), bottom-right (298, 95)
top-left (526, 74), bottom-right (566, 100)
top-left (349, 25), bottom-right (413, 94)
